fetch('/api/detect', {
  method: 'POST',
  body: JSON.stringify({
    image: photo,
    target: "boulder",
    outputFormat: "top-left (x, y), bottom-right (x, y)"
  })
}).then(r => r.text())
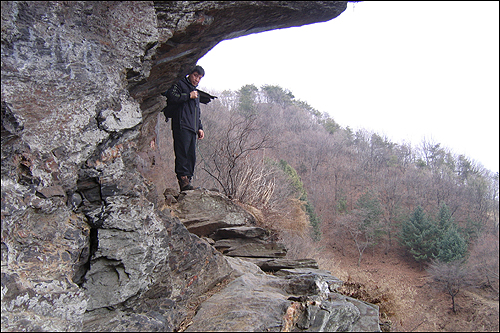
top-left (276, 268), bottom-right (345, 293)
top-left (174, 190), bottom-right (256, 237)
top-left (297, 296), bottom-right (361, 332)
top-left (185, 273), bottom-right (291, 332)
top-left (212, 226), bottom-right (270, 240)
top-left (184, 271), bottom-right (372, 332)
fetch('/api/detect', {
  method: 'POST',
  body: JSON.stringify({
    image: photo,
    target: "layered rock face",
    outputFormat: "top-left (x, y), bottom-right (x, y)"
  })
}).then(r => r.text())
top-left (169, 189), bottom-right (380, 332)
top-left (1, 1), bottom-right (361, 331)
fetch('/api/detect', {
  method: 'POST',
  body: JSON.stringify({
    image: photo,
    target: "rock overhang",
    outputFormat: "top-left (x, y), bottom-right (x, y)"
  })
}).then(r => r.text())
top-left (130, 1), bottom-right (349, 102)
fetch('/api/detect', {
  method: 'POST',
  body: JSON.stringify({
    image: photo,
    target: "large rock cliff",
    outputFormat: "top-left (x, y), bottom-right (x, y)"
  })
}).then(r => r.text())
top-left (1, 1), bottom-right (380, 331)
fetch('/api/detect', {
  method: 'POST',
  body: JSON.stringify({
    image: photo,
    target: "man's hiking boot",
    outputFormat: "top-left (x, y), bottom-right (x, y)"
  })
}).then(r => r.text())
top-left (178, 176), bottom-right (194, 191)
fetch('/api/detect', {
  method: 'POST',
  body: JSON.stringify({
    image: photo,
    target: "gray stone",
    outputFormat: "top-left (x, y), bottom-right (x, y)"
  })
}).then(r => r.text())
top-left (307, 299), bottom-right (361, 332)
top-left (80, 198), bottom-right (233, 330)
top-left (214, 237), bottom-right (288, 258)
top-left (276, 268), bottom-right (344, 292)
top-left (0, 208), bottom-right (91, 331)
top-left (36, 185), bottom-right (66, 198)
top-left (175, 189), bottom-right (256, 237)
top-left (185, 273), bottom-right (291, 332)
top-left (243, 258), bottom-right (320, 271)
top-left (185, 271), bottom-right (366, 332)
top-left (345, 296), bottom-right (382, 332)
top-left (224, 256), bottom-right (267, 278)
top-left (212, 226), bottom-right (269, 240)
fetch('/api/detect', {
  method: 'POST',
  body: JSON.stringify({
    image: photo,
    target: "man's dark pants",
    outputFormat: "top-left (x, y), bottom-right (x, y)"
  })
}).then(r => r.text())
top-left (173, 128), bottom-right (197, 180)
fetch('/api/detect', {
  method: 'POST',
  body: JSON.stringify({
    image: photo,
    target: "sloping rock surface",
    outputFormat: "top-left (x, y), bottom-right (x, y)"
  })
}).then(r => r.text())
top-left (169, 189), bottom-right (381, 332)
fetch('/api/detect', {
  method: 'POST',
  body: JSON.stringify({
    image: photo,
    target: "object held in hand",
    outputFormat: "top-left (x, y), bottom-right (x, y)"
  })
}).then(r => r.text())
top-left (197, 89), bottom-right (217, 104)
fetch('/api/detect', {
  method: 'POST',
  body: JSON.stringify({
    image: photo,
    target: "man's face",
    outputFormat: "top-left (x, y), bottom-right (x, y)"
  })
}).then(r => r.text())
top-left (188, 72), bottom-right (203, 86)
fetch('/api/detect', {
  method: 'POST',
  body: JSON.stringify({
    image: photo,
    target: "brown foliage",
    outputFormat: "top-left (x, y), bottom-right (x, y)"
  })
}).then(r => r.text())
top-left (466, 233), bottom-right (499, 293)
top-left (338, 275), bottom-right (398, 319)
top-left (252, 197), bottom-right (314, 258)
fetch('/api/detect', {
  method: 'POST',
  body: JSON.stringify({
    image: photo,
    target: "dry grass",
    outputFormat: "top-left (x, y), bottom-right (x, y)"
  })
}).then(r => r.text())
top-left (317, 253), bottom-right (411, 331)
top-left (245, 197), bottom-right (312, 241)
top-left (337, 274), bottom-right (400, 317)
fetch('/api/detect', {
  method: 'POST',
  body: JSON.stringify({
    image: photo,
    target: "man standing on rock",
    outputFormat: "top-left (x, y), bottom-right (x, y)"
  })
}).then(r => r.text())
top-left (165, 65), bottom-right (205, 191)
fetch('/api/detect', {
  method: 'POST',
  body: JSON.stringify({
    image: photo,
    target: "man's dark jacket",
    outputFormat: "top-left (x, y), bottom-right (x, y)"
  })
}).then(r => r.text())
top-left (166, 77), bottom-right (203, 134)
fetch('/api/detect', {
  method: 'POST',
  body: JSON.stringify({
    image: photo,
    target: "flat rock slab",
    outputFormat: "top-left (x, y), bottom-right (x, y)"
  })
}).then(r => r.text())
top-left (344, 295), bottom-right (381, 332)
top-left (175, 190), bottom-right (256, 237)
top-left (214, 238), bottom-right (287, 258)
top-left (212, 226), bottom-right (269, 240)
top-left (243, 258), bottom-right (319, 271)
top-left (298, 297), bottom-right (361, 332)
top-left (185, 273), bottom-right (291, 332)
top-left (316, 293), bottom-right (381, 332)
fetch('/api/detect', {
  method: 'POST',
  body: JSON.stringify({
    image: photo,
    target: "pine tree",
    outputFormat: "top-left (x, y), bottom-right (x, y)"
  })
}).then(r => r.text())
top-left (400, 206), bottom-right (438, 264)
top-left (436, 203), bottom-right (453, 233)
top-left (237, 84), bottom-right (258, 116)
top-left (432, 203), bottom-right (468, 262)
top-left (435, 225), bottom-right (468, 263)
top-left (347, 191), bottom-right (385, 266)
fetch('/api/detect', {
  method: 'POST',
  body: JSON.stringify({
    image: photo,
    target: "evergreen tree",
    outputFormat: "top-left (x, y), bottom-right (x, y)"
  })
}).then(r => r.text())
top-left (261, 84), bottom-right (294, 107)
top-left (348, 191), bottom-right (385, 265)
top-left (400, 206), bottom-right (438, 264)
top-left (237, 84), bottom-right (258, 116)
top-left (460, 217), bottom-right (481, 242)
top-left (436, 203), bottom-right (453, 233)
top-left (336, 194), bottom-right (348, 214)
top-left (305, 201), bottom-right (321, 241)
top-left (432, 203), bottom-right (468, 262)
top-left (278, 159), bottom-right (305, 200)
top-left (435, 225), bottom-right (468, 263)
top-left (320, 116), bottom-right (341, 135)
top-left (401, 203), bottom-right (469, 265)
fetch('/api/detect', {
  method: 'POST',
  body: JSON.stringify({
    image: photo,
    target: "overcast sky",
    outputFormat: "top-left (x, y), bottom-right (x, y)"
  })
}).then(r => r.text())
top-left (197, 1), bottom-right (499, 174)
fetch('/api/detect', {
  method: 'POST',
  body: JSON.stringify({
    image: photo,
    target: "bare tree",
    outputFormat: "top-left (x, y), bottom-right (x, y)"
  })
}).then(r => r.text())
top-left (466, 233), bottom-right (499, 293)
top-left (338, 210), bottom-right (382, 266)
top-left (427, 259), bottom-right (470, 313)
top-left (199, 111), bottom-right (274, 199)
top-left (376, 167), bottom-right (404, 251)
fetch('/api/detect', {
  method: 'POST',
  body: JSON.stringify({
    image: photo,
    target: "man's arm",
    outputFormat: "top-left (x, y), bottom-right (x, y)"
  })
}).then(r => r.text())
top-left (166, 83), bottom-right (190, 104)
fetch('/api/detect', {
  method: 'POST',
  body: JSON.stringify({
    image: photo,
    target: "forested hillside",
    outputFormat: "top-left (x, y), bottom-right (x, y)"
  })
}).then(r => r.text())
top-left (166, 83), bottom-right (498, 330)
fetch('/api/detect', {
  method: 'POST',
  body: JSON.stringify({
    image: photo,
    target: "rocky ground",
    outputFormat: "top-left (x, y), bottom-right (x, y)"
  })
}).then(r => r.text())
top-left (319, 245), bottom-right (499, 332)
top-left (165, 189), bottom-right (381, 332)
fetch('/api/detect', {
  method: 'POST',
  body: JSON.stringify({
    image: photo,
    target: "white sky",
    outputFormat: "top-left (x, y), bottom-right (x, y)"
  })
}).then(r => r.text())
top-left (198, 1), bottom-right (499, 173)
